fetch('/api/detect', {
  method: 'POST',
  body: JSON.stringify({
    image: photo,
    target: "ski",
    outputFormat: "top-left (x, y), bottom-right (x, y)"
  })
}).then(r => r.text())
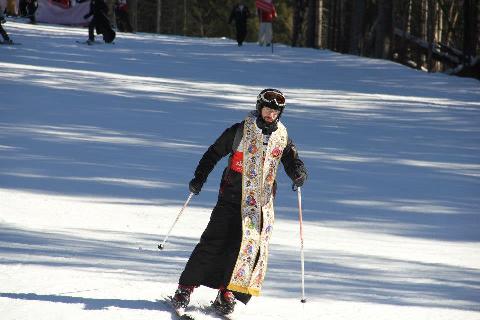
top-left (0, 41), bottom-right (21, 45)
top-left (161, 296), bottom-right (196, 320)
top-left (201, 305), bottom-right (236, 320)
top-left (76, 40), bottom-right (115, 45)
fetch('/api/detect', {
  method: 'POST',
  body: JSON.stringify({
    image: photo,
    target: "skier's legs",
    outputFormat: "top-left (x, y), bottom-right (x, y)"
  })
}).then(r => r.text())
top-left (119, 11), bottom-right (132, 32)
top-left (0, 24), bottom-right (11, 42)
top-left (258, 22), bottom-right (267, 45)
top-left (88, 21), bottom-right (95, 41)
top-left (264, 23), bottom-right (272, 45)
top-left (179, 200), bottom-right (241, 288)
top-left (237, 24), bottom-right (247, 45)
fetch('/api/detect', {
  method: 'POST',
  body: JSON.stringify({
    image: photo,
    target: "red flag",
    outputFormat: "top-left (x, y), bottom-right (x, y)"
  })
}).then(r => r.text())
top-left (255, 0), bottom-right (274, 13)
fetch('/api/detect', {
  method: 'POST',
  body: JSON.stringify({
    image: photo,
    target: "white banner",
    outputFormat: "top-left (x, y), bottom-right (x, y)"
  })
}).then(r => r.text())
top-left (36, 0), bottom-right (91, 26)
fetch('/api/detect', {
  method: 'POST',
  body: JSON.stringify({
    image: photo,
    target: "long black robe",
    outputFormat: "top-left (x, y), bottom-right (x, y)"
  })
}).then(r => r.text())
top-left (178, 120), bottom-right (306, 304)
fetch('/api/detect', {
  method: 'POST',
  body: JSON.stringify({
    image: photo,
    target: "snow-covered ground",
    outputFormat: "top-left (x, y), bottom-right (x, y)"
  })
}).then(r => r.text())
top-left (1, 20), bottom-right (479, 320)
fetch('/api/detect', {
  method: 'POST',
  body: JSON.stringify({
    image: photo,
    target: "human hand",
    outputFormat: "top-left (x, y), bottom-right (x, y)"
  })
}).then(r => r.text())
top-left (292, 169), bottom-right (307, 190)
top-left (189, 177), bottom-right (204, 195)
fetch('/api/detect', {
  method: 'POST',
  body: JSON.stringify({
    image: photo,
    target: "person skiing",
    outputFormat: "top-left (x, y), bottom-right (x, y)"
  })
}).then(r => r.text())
top-left (257, 0), bottom-right (276, 46)
top-left (228, 3), bottom-right (250, 46)
top-left (25, 0), bottom-right (38, 24)
top-left (80, 0), bottom-right (115, 44)
top-left (114, 0), bottom-right (133, 32)
top-left (0, 8), bottom-right (13, 44)
top-left (170, 88), bottom-right (308, 315)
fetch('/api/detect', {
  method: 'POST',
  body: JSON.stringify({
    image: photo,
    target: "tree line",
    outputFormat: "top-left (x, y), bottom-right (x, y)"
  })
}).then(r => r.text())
top-left (108, 0), bottom-right (479, 78)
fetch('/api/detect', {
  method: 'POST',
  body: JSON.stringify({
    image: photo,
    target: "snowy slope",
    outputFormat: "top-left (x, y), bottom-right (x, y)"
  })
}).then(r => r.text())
top-left (1, 21), bottom-right (480, 320)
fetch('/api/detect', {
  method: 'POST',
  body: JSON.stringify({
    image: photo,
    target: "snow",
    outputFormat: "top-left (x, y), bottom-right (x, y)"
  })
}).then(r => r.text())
top-left (1, 20), bottom-right (480, 320)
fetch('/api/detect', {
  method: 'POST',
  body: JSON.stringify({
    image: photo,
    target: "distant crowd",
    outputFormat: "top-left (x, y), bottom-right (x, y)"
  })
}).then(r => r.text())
top-left (1, 0), bottom-right (278, 47)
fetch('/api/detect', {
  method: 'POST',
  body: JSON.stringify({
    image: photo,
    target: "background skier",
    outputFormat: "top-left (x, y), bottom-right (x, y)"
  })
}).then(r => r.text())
top-left (257, 0), bottom-right (276, 46)
top-left (0, 7), bottom-right (13, 44)
top-left (25, 0), bottom-right (38, 24)
top-left (170, 88), bottom-right (308, 315)
top-left (229, 2), bottom-right (250, 46)
top-left (114, 0), bottom-right (132, 33)
top-left (80, 0), bottom-right (115, 44)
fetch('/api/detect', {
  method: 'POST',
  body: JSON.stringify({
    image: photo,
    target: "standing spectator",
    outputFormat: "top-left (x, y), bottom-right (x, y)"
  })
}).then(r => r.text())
top-left (25, 0), bottom-right (37, 24)
top-left (229, 3), bottom-right (250, 47)
top-left (19, 0), bottom-right (27, 17)
top-left (114, 0), bottom-right (133, 32)
top-left (0, 6), bottom-right (13, 44)
top-left (257, 0), bottom-right (276, 46)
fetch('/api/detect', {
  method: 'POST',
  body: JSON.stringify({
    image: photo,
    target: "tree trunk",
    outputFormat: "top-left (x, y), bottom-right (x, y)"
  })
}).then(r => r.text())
top-left (317, 0), bottom-right (324, 48)
top-left (398, 0), bottom-right (412, 64)
top-left (413, 0), bottom-right (427, 68)
top-left (463, 0), bottom-right (478, 64)
top-left (306, 0), bottom-right (316, 47)
top-left (427, 0), bottom-right (437, 71)
top-left (292, 0), bottom-right (307, 46)
top-left (156, 0), bottom-right (162, 33)
top-left (129, 0), bottom-right (138, 32)
top-left (349, 0), bottom-right (365, 55)
top-left (374, 0), bottom-right (393, 59)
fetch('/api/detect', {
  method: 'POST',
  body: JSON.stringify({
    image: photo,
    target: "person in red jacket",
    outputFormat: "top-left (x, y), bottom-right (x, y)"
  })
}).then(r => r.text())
top-left (114, 0), bottom-right (133, 32)
top-left (257, 0), bottom-right (276, 46)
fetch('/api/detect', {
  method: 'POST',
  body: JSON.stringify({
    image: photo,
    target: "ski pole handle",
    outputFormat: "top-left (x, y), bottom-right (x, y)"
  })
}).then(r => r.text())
top-left (297, 186), bottom-right (306, 303)
top-left (158, 192), bottom-right (194, 250)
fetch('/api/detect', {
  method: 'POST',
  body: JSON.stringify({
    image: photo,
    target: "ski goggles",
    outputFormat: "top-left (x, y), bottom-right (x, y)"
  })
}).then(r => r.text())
top-left (258, 90), bottom-right (286, 109)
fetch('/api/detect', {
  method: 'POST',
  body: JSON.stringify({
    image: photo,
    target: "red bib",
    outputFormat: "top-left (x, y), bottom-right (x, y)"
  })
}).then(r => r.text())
top-left (230, 151), bottom-right (244, 173)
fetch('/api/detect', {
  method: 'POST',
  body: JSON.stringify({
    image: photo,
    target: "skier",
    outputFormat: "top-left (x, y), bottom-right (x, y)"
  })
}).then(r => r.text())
top-left (80, 0), bottom-right (115, 44)
top-left (257, 0), bottom-right (276, 46)
top-left (114, 0), bottom-right (133, 32)
top-left (25, 0), bottom-right (38, 24)
top-left (228, 3), bottom-right (250, 46)
top-left (170, 88), bottom-right (308, 315)
top-left (0, 8), bottom-right (13, 44)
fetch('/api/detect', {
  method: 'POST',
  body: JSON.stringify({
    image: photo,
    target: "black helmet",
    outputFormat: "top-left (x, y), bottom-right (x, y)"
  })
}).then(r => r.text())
top-left (256, 88), bottom-right (286, 115)
top-left (255, 88), bottom-right (286, 134)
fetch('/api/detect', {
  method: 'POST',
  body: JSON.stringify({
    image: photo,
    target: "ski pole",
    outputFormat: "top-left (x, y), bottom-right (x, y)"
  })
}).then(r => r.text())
top-left (158, 192), bottom-right (194, 250)
top-left (297, 186), bottom-right (307, 303)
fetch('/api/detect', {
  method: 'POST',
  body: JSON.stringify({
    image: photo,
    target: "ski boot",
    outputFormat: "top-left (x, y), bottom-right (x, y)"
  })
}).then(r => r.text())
top-left (171, 284), bottom-right (195, 309)
top-left (211, 288), bottom-right (236, 315)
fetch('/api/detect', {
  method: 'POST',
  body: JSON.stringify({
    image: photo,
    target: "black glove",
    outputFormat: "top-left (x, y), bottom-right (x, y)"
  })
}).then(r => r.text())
top-left (292, 168), bottom-right (307, 190)
top-left (189, 177), bottom-right (204, 195)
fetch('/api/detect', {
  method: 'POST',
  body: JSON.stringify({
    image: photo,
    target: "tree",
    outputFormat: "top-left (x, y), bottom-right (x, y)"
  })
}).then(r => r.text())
top-left (349, 0), bottom-right (365, 55)
top-left (374, 0), bottom-right (393, 59)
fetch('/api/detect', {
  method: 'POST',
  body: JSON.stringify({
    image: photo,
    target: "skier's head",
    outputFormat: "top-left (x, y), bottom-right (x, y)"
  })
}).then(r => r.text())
top-left (256, 88), bottom-right (285, 133)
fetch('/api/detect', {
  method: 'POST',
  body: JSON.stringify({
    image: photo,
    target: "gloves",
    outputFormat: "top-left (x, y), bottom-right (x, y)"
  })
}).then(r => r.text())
top-left (189, 177), bottom-right (204, 195)
top-left (292, 168), bottom-right (307, 190)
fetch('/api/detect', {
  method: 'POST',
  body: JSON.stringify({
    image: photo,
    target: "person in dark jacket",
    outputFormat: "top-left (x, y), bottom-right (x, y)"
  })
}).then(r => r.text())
top-left (170, 89), bottom-right (308, 315)
top-left (80, 0), bottom-right (115, 43)
top-left (228, 3), bottom-right (250, 46)
top-left (25, 0), bottom-right (38, 24)
top-left (0, 9), bottom-right (13, 44)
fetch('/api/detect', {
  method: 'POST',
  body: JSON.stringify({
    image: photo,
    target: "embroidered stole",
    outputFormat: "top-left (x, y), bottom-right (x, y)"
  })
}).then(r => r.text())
top-left (227, 112), bottom-right (288, 296)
